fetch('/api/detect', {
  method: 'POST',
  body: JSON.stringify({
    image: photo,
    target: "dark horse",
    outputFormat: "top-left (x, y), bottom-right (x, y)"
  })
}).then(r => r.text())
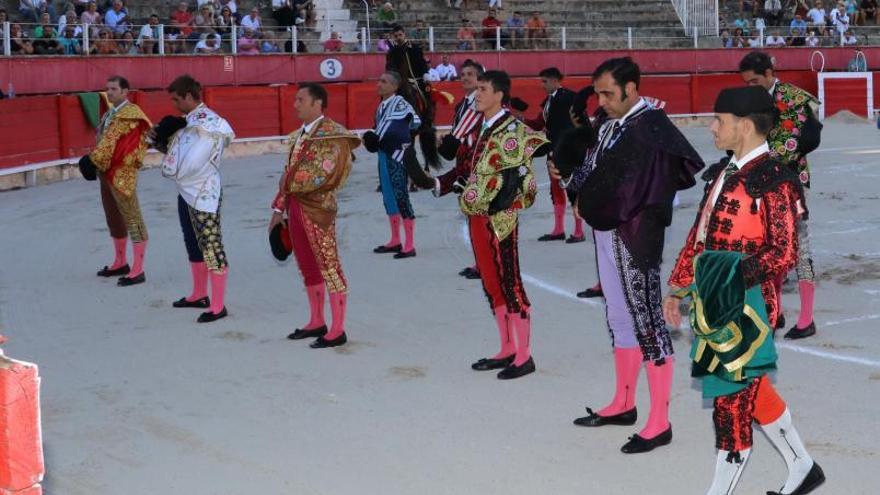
top-left (386, 25), bottom-right (440, 170)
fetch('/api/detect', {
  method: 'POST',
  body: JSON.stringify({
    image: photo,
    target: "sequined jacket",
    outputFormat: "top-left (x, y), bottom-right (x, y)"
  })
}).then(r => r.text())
top-left (88, 102), bottom-right (152, 197)
top-left (669, 153), bottom-right (805, 326)
top-left (458, 114), bottom-right (549, 241)
top-left (271, 118), bottom-right (361, 228)
top-left (769, 81), bottom-right (820, 187)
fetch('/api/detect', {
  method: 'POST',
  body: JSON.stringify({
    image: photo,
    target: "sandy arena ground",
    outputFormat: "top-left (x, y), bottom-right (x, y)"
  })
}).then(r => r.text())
top-left (1, 119), bottom-right (878, 494)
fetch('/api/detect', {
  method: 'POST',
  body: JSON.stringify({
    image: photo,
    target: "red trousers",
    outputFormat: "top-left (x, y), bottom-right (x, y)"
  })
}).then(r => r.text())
top-left (287, 198), bottom-right (324, 287)
top-left (469, 215), bottom-right (530, 315)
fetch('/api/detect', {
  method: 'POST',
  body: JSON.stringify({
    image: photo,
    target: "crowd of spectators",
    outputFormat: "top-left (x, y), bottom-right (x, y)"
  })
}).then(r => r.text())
top-left (725, 0), bottom-right (870, 47)
top-left (2, 0), bottom-right (319, 55)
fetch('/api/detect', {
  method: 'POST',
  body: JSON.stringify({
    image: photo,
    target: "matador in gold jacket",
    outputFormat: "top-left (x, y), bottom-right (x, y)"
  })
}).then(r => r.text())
top-left (81, 77), bottom-right (152, 287)
top-left (271, 85), bottom-right (361, 349)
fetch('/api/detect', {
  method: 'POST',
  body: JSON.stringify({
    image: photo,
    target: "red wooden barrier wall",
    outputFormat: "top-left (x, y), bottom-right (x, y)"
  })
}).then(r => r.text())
top-left (0, 68), bottom-right (864, 170)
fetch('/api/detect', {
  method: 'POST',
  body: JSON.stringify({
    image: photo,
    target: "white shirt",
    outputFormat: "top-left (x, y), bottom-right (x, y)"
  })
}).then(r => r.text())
top-left (423, 68), bottom-right (441, 82)
top-left (241, 14), bottom-right (261, 31)
top-left (764, 0), bottom-right (781, 11)
top-left (296, 115), bottom-right (323, 145)
top-left (843, 34), bottom-right (858, 45)
top-left (748, 36), bottom-right (762, 47)
top-left (482, 108), bottom-right (507, 132)
top-left (434, 63), bottom-right (457, 81)
top-left (766, 35), bottom-right (786, 46)
top-left (696, 142), bottom-right (770, 243)
top-left (831, 10), bottom-right (849, 31)
top-left (807, 8), bottom-right (826, 24)
top-left (806, 35), bottom-right (820, 46)
top-left (221, 0), bottom-right (237, 13)
top-left (195, 35), bottom-right (222, 52)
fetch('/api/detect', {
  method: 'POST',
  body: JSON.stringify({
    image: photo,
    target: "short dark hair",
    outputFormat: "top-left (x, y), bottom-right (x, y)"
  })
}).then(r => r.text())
top-left (743, 111), bottom-right (777, 137)
top-left (390, 24), bottom-right (404, 33)
top-left (477, 70), bottom-right (511, 105)
top-left (538, 67), bottom-right (563, 81)
top-left (461, 59), bottom-right (484, 75)
top-left (298, 82), bottom-right (328, 110)
top-left (167, 74), bottom-right (202, 100)
top-left (739, 51), bottom-right (774, 75)
top-left (592, 57), bottom-right (640, 90)
top-left (107, 75), bottom-right (130, 90)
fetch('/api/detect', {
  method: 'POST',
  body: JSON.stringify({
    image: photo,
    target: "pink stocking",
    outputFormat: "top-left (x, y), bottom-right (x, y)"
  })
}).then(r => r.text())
top-left (491, 307), bottom-right (515, 359)
top-left (187, 262), bottom-right (209, 302)
top-left (129, 241), bottom-right (147, 277)
top-left (386, 214), bottom-right (402, 248)
top-left (573, 215), bottom-right (585, 238)
top-left (304, 284), bottom-right (326, 330)
top-left (551, 204), bottom-right (565, 235)
top-left (208, 270), bottom-right (227, 315)
top-left (796, 280), bottom-right (815, 329)
top-left (402, 218), bottom-right (415, 253)
top-left (510, 311), bottom-right (532, 366)
top-left (111, 237), bottom-right (128, 269)
top-left (597, 347), bottom-right (642, 416)
top-left (327, 292), bottom-right (347, 339)
top-left (640, 357), bottom-right (674, 439)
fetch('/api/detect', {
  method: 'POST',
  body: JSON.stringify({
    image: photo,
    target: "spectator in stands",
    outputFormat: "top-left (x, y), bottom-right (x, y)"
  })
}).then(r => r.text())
top-left (859, 0), bottom-right (878, 24)
top-left (456, 18), bottom-right (476, 50)
top-left (846, 0), bottom-right (859, 23)
top-left (806, 29), bottom-right (821, 45)
top-left (241, 6), bottom-right (263, 36)
top-left (506, 10), bottom-right (525, 49)
top-left (792, 0), bottom-right (810, 18)
top-left (33, 11), bottom-right (52, 38)
top-left (732, 27), bottom-right (748, 47)
top-left (831, 2), bottom-right (851, 38)
top-left (196, 32), bottom-right (223, 53)
top-left (293, 0), bottom-right (314, 26)
top-left (271, 0), bottom-right (295, 27)
top-left (105, 0), bottom-right (130, 35)
top-left (171, 2), bottom-right (195, 39)
top-left (57, 24), bottom-right (83, 54)
top-left (93, 27), bottom-right (119, 53)
top-left (790, 13), bottom-right (808, 34)
top-left (720, 28), bottom-right (734, 47)
top-left (409, 19), bottom-right (428, 47)
top-left (734, 14), bottom-right (751, 34)
top-left (747, 32), bottom-right (763, 46)
top-left (137, 14), bottom-right (160, 53)
top-left (376, 2), bottom-right (397, 31)
top-left (376, 32), bottom-right (391, 52)
top-left (261, 36), bottom-right (282, 53)
top-left (807, 2), bottom-right (827, 34)
top-left (526, 11), bottom-right (547, 49)
top-left (9, 24), bottom-right (35, 55)
top-left (238, 27), bottom-right (260, 54)
top-left (117, 30), bottom-right (138, 54)
top-left (195, 5), bottom-right (217, 38)
top-left (58, 9), bottom-right (83, 38)
top-left (764, 0), bottom-right (783, 26)
top-left (765, 28), bottom-right (787, 46)
top-left (215, 6), bottom-right (236, 39)
top-left (0, 10), bottom-right (7, 38)
top-left (33, 26), bottom-right (64, 54)
top-left (80, 2), bottom-right (102, 38)
top-left (489, 0), bottom-right (502, 8)
top-left (19, 0), bottom-right (56, 24)
top-left (433, 53), bottom-right (457, 80)
top-left (842, 28), bottom-right (859, 44)
top-left (481, 8), bottom-right (502, 49)
top-left (221, 0), bottom-right (238, 17)
top-left (323, 31), bottom-right (344, 52)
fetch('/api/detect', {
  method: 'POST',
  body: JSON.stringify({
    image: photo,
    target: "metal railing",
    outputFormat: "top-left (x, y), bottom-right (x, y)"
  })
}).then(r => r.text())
top-left (671, 0), bottom-right (720, 36)
top-left (4, 21), bottom-right (880, 56)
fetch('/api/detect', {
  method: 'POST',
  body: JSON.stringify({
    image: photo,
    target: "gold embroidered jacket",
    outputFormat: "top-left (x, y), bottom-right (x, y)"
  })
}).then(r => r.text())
top-left (88, 103), bottom-right (152, 197)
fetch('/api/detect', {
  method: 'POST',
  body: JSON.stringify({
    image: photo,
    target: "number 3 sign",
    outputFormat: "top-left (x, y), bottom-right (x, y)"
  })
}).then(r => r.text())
top-left (320, 59), bottom-right (343, 80)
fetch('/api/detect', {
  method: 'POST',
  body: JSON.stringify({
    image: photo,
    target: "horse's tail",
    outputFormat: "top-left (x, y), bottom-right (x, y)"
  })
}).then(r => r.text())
top-left (419, 126), bottom-right (440, 170)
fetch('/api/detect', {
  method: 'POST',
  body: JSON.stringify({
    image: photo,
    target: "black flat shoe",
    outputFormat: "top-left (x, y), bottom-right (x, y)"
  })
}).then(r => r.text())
top-left (393, 250), bottom-right (416, 259)
top-left (459, 266), bottom-right (478, 278)
top-left (97, 264), bottom-right (130, 277)
top-left (172, 296), bottom-right (210, 308)
top-left (537, 233), bottom-right (565, 242)
top-left (117, 273), bottom-right (145, 286)
top-left (577, 287), bottom-right (604, 298)
top-left (471, 355), bottom-right (514, 371)
top-left (373, 244), bottom-right (402, 254)
top-left (497, 357), bottom-right (535, 380)
top-left (620, 425), bottom-right (672, 454)
top-left (573, 407), bottom-right (637, 427)
top-left (775, 314), bottom-right (786, 330)
top-left (310, 333), bottom-right (347, 348)
top-left (197, 307), bottom-right (228, 323)
top-left (766, 461), bottom-right (825, 495)
top-left (287, 325), bottom-right (328, 340)
top-left (565, 234), bottom-right (586, 244)
top-left (784, 321), bottom-right (816, 340)
top-left (464, 270), bottom-right (481, 280)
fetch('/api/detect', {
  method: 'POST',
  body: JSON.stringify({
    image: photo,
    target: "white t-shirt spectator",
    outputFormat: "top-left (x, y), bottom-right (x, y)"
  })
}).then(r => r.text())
top-left (195, 34), bottom-right (223, 52)
top-left (241, 13), bottom-right (261, 31)
top-left (806, 34), bottom-right (820, 46)
top-left (843, 33), bottom-right (858, 45)
top-left (221, 0), bottom-right (237, 14)
top-left (424, 68), bottom-right (440, 82)
top-left (57, 16), bottom-right (83, 37)
top-left (137, 24), bottom-right (160, 46)
top-left (765, 34), bottom-right (786, 47)
top-left (433, 62), bottom-right (457, 81)
top-left (747, 36), bottom-right (762, 47)
top-left (105, 8), bottom-right (129, 34)
top-left (831, 9), bottom-right (850, 33)
top-left (807, 7), bottom-right (826, 25)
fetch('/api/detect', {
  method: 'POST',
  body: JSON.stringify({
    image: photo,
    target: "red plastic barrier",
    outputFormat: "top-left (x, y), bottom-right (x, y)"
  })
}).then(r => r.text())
top-left (0, 356), bottom-right (43, 493)
top-left (824, 77), bottom-right (870, 118)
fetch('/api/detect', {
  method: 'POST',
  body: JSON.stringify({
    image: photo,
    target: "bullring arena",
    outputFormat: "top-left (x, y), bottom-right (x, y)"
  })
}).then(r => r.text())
top-left (1, 1), bottom-right (880, 494)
